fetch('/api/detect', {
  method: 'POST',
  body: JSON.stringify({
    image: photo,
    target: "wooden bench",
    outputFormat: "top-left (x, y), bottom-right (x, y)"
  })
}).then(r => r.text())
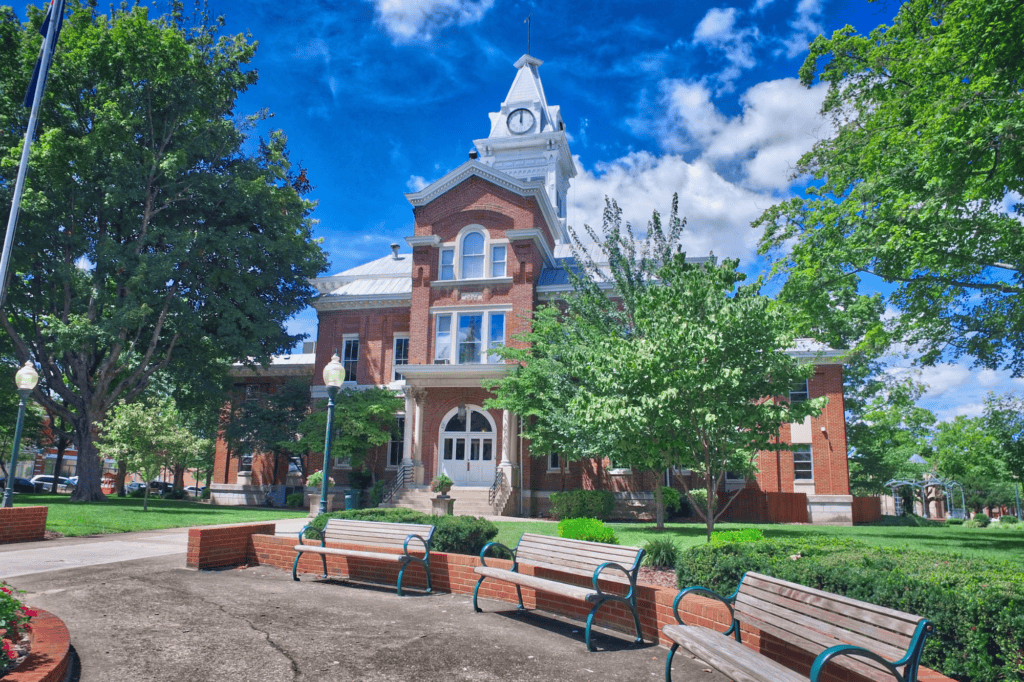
top-left (663, 571), bottom-right (934, 682)
top-left (472, 532), bottom-right (646, 652)
top-left (292, 518), bottom-right (434, 596)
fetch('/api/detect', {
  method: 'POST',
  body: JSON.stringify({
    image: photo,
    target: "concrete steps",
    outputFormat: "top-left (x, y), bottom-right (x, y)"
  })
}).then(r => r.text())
top-left (387, 486), bottom-right (496, 516)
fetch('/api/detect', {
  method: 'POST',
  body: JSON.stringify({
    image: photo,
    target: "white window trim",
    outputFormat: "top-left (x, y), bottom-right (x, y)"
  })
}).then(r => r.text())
top-left (435, 225), bottom-right (510, 283)
top-left (387, 415), bottom-right (405, 469)
top-left (341, 334), bottom-right (359, 384)
top-left (790, 379), bottom-right (809, 403)
top-left (547, 452), bottom-right (563, 473)
top-left (793, 444), bottom-right (813, 481)
top-left (432, 310), bottom-right (507, 365)
top-left (392, 333), bottom-right (410, 382)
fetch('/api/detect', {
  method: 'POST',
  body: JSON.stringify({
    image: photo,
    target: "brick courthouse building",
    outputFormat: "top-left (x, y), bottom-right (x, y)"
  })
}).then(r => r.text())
top-left (212, 55), bottom-right (857, 524)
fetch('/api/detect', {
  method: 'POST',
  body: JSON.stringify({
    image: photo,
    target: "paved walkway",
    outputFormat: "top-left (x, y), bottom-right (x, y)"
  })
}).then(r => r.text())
top-left (0, 518), bottom-right (724, 682)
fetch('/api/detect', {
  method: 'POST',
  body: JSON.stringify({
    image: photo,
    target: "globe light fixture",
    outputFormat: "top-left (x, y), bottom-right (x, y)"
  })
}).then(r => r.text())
top-left (3, 361), bottom-right (39, 508)
top-left (319, 354), bottom-right (345, 515)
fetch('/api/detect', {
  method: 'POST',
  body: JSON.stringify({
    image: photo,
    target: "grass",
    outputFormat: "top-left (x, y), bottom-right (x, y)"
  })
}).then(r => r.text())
top-left (13, 493), bottom-right (309, 536)
top-left (491, 519), bottom-right (1024, 566)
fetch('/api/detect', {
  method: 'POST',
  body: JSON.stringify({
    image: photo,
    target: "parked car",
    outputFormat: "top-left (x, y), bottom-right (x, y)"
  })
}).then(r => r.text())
top-left (148, 481), bottom-right (174, 494)
top-left (29, 474), bottom-right (73, 493)
top-left (0, 477), bottom-right (35, 493)
top-left (126, 481), bottom-right (147, 494)
top-left (184, 486), bottom-right (206, 495)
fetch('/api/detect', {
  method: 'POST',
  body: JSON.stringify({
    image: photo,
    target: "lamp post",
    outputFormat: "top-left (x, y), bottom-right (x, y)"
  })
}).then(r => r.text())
top-left (2, 361), bottom-right (39, 508)
top-left (318, 354), bottom-right (345, 516)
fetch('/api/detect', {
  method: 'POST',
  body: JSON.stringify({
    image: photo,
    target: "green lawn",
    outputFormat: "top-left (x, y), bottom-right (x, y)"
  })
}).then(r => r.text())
top-left (492, 520), bottom-right (1024, 566)
top-left (13, 494), bottom-right (309, 536)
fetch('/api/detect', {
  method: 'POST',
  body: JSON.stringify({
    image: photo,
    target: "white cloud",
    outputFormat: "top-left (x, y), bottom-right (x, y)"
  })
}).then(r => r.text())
top-left (567, 152), bottom-right (769, 263)
top-left (367, 0), bottom-right (495, 43)
top-left (783, 0), bottom-right (823, 58)
top-left (406, 175), bottom-right (429, 191)
top-left (654, 77), bottom-right (830, 191)
top-left (692, 6), bottom-right (758, 90)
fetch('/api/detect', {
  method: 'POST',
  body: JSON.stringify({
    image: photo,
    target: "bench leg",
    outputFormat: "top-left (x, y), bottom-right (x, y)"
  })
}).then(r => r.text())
top-left (319, 553), bottom-right (328, 579)
top-left (472, 576), bottom-right (485, 612)
top-left (585, 598), bottom-right (644, 652)
top-left (664, 643), bottom-right (679, 682)
top-left (292, 552), bottom-right (301, 581)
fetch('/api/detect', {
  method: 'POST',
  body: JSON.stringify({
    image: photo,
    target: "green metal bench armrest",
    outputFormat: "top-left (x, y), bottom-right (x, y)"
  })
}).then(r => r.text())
top-left (479, 541), bottom-right (516, 570)
top-left (810, 645), bottom-right (905, 682)
top-left (403, 533), bottom-right (431, 557)
top-left (298, 524), bottom-right (325, 547)
top-left (592, 561), bottom-right (637, 598)
top-left (672, 585), bottom-right (739, 639)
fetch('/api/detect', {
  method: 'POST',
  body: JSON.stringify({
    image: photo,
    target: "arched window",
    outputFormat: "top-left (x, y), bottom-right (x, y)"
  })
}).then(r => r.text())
top-left (460, 231), bottom-right (485, 279)
top-left (440, 407), bottom-right (496, 485)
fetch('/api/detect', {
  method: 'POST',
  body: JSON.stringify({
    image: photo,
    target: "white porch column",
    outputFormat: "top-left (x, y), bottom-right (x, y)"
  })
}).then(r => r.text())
top-left (402, 388), bottom-right (415, 468)
top-left (412, 388), bottom-right (426, 484)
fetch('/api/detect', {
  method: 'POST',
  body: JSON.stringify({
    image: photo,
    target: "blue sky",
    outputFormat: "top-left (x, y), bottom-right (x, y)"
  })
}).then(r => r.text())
top-left (36, 0), bottom-right (1024, 420)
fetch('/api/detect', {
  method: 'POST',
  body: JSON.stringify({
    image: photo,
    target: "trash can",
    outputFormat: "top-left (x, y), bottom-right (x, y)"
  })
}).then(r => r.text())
top-left (344, 489), bottom-right (360, 510)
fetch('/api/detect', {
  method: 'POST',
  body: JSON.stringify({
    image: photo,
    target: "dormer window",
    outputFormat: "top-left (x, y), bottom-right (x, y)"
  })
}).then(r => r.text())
top-left (461, 232), bottom-right (485, 279)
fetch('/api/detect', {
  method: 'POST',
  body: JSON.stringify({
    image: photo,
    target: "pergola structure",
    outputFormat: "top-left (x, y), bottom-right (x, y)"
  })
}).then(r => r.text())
top-left (885, 477), bottom-right (966, 520)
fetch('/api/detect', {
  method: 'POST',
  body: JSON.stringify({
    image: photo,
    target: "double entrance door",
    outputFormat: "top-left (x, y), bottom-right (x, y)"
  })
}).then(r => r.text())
top-left (440, 408), bottom-right (496, 486)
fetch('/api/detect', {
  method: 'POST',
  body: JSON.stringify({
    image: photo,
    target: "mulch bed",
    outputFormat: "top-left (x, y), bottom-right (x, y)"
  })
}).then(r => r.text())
top-left (638, 566), bottom-right (676, 589)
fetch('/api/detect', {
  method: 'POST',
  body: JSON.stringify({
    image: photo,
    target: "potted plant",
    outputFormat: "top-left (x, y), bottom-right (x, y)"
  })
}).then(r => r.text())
top-left (305, 470), bottom-right (336, 516)
top-left (430, 472), bottom-right (454, 498)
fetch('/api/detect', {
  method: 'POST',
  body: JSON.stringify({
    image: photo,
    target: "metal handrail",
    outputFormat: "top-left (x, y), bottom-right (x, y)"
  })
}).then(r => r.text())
top-left (382, 462), bottom-right (409, 504)
top-left (488, 467), bottom-right (506, 506)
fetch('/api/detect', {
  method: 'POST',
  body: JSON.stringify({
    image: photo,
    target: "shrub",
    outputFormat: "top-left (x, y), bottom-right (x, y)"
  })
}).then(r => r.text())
top-left (368, 480), bottom-right (386, 507)
top-left (128, 487), bottom-right (146, 499)
top-left (660, 487), bottom-right (682, 515)
top-left (162, 489), bottom-right (188, 500)
top-left (944, 517), bottom-right (964, 526)
top-left (675, 536), bottom-right (1024, 682)
top-left (687, 489), bottom-right (717, 516)
top-left (999, 515), bottom-right (1018, 525)
top-left (549, 489), bottom-right (615, 520)
top-left (557, 517), bottom-right (618, 544)
top-left (973, 512), bottom-right (990, 527)
top-left (201, 487), bottom-right (211, 500)
top-left (1, 582), bottom-right (35, 675)
top-left (348, 469), bottom-right (372, 490)
top-left (303, 508), bottom-right (498, 555)
top-left (285, 492), bottom-right (305, 508)
top-left (709, 528), bottom-right (764, 545)
top-left (962, 519), bottom-right (983, 528)
top-left (643, 538), bottom-right (678, 568)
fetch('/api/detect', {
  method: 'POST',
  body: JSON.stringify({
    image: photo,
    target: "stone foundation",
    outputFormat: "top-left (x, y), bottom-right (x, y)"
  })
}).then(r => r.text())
top-left (806, 494), bottom-right (853, 525)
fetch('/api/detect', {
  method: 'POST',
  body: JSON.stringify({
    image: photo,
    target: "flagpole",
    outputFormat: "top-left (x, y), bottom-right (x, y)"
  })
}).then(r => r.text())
top-left (0, 0), bottom-right (65, 313)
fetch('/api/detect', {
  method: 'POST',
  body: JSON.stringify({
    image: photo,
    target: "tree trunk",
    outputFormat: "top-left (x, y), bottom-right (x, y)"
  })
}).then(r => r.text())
top-left (654, 476), bottom-right (665, 530)
top-left (49, 439), bottom-right (68, 494)
top-left (115, 459), bottom-right (128, 497)
top-left (68, 416), bottom-right (106, 502)
top-left (173, 464), bottom-right (185, 491)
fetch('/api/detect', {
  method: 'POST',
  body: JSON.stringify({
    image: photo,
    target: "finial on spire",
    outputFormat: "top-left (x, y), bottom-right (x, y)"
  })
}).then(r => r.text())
top-left (524, 15), bottom-right (531, 55)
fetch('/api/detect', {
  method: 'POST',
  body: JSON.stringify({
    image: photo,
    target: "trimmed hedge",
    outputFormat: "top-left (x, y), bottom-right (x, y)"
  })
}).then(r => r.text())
top-left (675, 537), bottom-right (1024, 682)
top-left (557, 517), bottom-right (618, 544)
top-left (549, 489), bottom-right (615, 520)
top-left (304, 508), bottom-right (499, 556)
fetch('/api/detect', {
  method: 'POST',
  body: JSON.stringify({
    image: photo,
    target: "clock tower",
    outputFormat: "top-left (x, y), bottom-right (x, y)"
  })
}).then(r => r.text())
top-left (473, 55), bottom-right (576, 241)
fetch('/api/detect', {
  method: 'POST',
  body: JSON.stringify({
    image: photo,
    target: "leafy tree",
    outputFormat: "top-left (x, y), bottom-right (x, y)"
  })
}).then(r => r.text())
top-left (224, 377), bottom-right (313, 485)
top-left (756, 0), bottom-right (1024, 375)
top-left (0, 2), bottom-right (327, 501)
top-left (488, 197), bottom-right (826, 537)
top-left (297, 387), bottom-right (404, 482)
top-left (930, 415), bottom-right (1010, 513)
top-left (847, 376), bottom-right (936, 495)
top-left (984, 392), bottom-right (1024, 487)
top-left (98, 396), bottom-right (209, 510)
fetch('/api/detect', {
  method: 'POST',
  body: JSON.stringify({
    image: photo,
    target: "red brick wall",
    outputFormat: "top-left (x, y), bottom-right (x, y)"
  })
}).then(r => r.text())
top-left (238, 532), bottom-right (953, 682)
top-left (314, 307), bottom-right (411, 387)
top-left (6, 608), bottom-right (71, 682)
top-left (0, 506), bottom-right (47, 544)
top-left (186, 522), bottom-right (276, 569)
top-left (754, 364), bottom-right (849, 495)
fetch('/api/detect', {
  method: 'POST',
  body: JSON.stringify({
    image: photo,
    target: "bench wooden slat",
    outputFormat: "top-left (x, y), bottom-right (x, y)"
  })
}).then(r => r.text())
top-left (735, 589), bottom-right (912, 662)
top-left (474, 566), bottom-right (598, 603)
top-left (744, 573), bottom-right (922, 638)
top-left (517, 559), bottom-right (632, 586)
top-left (517, 534), bottom-right (643, 566)
top-left (663, 624), bottom-right (806, 682)
top-left (294, 546), bottom-right (423, 561)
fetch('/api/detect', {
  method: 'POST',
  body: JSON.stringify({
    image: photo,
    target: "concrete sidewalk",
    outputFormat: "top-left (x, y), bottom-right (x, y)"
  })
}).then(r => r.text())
top-left (8, 552), bottom-right (725, 682)
top-left (0, 517), bottom-right (312, 579)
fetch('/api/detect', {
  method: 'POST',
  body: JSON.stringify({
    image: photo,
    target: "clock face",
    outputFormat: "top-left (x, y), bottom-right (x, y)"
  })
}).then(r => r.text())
top-left (507, 108), bottom-right (535, 134)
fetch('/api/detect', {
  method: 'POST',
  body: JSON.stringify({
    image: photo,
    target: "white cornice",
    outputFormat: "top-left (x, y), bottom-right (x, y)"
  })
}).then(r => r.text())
top-left (507, 228), bottom-right (556, 268)
top-left (404, 160), bottom-right (566, 244)
top-left (429, 276), bottom-right (513, 289)
top-left (787, 349), bottom-right (849, 365)
top-left (313, 295), bottom-right (412, 311)
top-left (429, 303), bottom-right (513, 314)
top-left (406, 235), bottom-right (442, 249)
top-left (311, 273), bottom-right (409, 294)
top-left (399, 363), bottom-right (513, 388)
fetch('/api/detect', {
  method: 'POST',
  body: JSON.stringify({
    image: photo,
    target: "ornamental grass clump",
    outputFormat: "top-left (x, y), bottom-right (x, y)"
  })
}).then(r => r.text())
top-left (642, 538), bottom-right (679, 568)
top-left (1, 582), bottom-right (35, 674)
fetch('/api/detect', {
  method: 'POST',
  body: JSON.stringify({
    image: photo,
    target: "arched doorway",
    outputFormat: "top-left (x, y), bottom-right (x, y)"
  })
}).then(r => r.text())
top-left (439, 407), bottom-right (497, 485)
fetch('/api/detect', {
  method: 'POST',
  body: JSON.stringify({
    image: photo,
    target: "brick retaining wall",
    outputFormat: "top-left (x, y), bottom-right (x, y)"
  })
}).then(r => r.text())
top-left (6, 608), bottom-right (71, 682)
top-left (188, 523), bottom-right (954, 682)
top-left (185, 522), bottom-right (275, 569)
top-left (0, 506), bottom-right (47, 545)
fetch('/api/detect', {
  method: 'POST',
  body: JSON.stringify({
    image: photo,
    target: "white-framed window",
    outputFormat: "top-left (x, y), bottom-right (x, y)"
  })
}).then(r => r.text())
top-left (392, 334), bottom-right (409, 381)
top-left (439, 248), bottom-right (455, 281)
top-left (491, 245), bottom-right (507, 278)
top-left (388, 416), bottom-right (405, 468)
top-left (433, 311), bottom-right (506, 364)
top-left (342, 335), bottom-right (359, 383)
top-left (790, 379), bottom-right (809, 403)
top-left (793, 445), bottom-right (813, 480)
top-left (461, 231), bottom-right (485, 279)
top-left (548, 452), bottom-right (562, 472)
top-left (243, 384), bottom-right (260, 402)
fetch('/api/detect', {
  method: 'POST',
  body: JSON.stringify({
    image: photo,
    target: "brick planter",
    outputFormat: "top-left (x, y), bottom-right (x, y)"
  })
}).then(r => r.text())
top-left (0, 506), bottom-right (47, 545)
top-left (4, 609), bottom-right (71, 682)
top-left (187, 522), bottom-right (957, 682)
